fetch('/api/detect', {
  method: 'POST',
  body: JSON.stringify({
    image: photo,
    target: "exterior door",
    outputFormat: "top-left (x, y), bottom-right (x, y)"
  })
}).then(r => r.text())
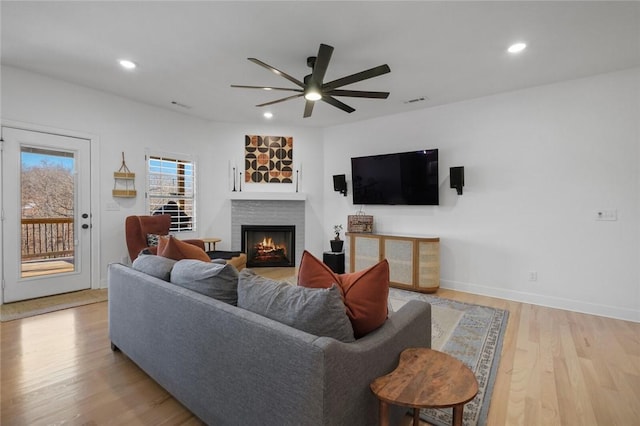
top-left (1, 127), bottom-right (92, 302)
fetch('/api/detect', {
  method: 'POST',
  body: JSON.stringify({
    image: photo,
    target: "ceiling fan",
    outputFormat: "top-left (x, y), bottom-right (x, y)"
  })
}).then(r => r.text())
top-left (231, 43), bottom-right (390, 118)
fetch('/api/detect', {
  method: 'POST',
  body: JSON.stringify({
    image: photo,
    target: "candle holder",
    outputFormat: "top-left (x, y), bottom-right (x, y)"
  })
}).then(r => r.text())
top-left (232, 167), bottom-right (237, 192)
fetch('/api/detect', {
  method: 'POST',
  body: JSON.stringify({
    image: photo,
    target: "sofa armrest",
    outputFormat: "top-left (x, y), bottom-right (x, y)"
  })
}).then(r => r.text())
top-left (316, 300), bottom-right (432, 426)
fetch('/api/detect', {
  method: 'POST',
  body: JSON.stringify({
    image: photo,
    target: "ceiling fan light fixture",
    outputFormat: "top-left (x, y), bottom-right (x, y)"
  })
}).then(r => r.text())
top-left (234, 43), bottom-right (391, 117)
top-left (263, 112), bottom-right (273, 119)
top-left (304, 90), bottom-right (322, 101)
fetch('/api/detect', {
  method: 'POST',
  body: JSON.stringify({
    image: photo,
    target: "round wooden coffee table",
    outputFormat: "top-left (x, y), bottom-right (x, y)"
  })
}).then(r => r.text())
top-left (370, 348), bottom-right (478, 426)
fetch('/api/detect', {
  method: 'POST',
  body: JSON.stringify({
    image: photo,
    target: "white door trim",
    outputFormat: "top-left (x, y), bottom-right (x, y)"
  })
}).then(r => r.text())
top-left (0, 119), bottom-right (101, 304)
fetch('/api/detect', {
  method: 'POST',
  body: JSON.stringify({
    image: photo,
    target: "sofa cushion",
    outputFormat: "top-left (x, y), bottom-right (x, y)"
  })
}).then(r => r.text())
top-left (238, 269), bottom-right (355, 343)
top-left (132, 254), bottom-right (177, 281)
top-left (297, 250), bottom-right (389, 338)
top-left (158, 235), bottom-right (211, 262)
top-left (170, 259), bottom-right (239, 305)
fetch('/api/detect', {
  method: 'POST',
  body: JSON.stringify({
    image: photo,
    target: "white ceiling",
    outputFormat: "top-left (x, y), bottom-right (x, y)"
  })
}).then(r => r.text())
top-left (2, 1), bottom-right (639, 128)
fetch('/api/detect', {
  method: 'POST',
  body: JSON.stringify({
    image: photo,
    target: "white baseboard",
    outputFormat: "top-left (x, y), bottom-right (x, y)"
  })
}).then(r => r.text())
top-left (441, 280), bottom-right (639, 323)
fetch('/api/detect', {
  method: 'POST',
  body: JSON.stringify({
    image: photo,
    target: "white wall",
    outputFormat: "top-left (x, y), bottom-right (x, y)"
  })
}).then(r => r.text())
top-left (1, 66), bottom-right (325, 288)
top-left (191, 122), bottom-right (325, 258)
top-left (324, 68), bottom-right (640, 322)
top-left (3, 65), bottom-right (638, 322)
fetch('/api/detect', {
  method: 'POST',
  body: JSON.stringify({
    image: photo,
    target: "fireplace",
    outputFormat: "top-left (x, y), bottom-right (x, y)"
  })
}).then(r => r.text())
top-left (241, 225), bottom-right (295, 267)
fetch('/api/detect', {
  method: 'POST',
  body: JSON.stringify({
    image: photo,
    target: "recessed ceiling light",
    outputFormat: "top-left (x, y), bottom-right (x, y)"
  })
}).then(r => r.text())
top-left (118, 59), bottom-right (137, 70)
top-left (263, 112), bottom-right (273, 119)
top-left (507, 43), bottom-right (527, 54)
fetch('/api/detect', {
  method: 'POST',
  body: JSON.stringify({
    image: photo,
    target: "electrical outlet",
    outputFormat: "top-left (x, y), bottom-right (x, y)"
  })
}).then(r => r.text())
top-left (528, 271), bottom-right (538, 282)
top-left (106, 202), bottom-right (120, 211)
top-left (595, 209), bottom-right (617, 221)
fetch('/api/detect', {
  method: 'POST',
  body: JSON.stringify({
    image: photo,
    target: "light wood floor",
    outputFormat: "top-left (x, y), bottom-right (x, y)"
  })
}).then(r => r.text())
top-left (1, 267), bottom-right (638, 425)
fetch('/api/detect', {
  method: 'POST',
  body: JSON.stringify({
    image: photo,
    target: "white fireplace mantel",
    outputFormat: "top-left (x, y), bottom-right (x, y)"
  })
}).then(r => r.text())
top-left (229, 192), bottom-right (307, 201)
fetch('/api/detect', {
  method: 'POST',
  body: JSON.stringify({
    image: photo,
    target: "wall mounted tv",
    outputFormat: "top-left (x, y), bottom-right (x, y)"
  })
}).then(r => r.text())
top-left (351, 149), bottom-right (439, 205)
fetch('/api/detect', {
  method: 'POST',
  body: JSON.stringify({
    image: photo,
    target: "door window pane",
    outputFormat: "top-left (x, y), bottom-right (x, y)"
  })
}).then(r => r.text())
top-left (20, 147), bottom-right (76, 277)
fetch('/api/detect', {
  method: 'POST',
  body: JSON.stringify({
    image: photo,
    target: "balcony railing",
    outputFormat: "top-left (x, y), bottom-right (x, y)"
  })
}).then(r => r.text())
top-left (21, 217), bottom-right (75, 260)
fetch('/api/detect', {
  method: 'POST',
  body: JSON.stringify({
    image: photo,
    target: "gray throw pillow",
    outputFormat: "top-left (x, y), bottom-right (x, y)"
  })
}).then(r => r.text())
top-left (170, 259), bottom-right (239, 305)
top-left (132, 254), bottom-right (177, 281)
top-left (237, 269), bottom-right (355, 343)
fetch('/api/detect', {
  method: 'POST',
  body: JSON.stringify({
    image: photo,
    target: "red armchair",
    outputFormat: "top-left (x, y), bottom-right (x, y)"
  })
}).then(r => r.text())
top-left (125, 215), bottom-right (205, 262)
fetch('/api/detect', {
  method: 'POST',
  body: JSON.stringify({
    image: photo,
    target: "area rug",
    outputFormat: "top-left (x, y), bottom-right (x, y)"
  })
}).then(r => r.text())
top-left (389, 288), bottom-right (509, 426)
top-left (0, 289), bottom-right (108, 322)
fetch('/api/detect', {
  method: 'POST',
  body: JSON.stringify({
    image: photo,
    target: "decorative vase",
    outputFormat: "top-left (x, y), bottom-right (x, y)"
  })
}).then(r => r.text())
top-left (330, 240), bottom-right (344, 253)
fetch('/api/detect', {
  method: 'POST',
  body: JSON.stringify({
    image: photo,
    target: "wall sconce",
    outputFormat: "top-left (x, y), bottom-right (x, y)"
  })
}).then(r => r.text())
top-left (333, 174), bottom-right (347, 196)
top-left (450, 166), bottom-right (464, 195)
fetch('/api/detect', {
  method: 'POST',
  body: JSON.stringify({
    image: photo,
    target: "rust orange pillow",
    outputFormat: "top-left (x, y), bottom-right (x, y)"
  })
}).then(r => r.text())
top-left (157, 235), bottom-right (211, 262)
top-left (297, 250), bottom-right (389, 338)
top-left (297, 249), bottom-right (342, 292)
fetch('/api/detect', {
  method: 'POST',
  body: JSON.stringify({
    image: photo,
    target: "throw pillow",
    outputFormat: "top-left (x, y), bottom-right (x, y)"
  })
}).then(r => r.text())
top-left (237, 269), bottom-right (355, 343)
top-left (297, 250), bottom-right (389, 338)
top-left (146, 233), bottom-right (160, 247)
top-left (296, 249), bottom-right (343, 292)
top-left (157, 235), bottom-right (211, 262)
top-left (170, 259), bottom-right (239, 305)
top-left (132, 254), bottom-right (177, 281)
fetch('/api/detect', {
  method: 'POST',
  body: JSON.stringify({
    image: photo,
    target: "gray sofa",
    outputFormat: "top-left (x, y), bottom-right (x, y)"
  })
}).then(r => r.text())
top-left (108, 263), bottom-right (431, 426)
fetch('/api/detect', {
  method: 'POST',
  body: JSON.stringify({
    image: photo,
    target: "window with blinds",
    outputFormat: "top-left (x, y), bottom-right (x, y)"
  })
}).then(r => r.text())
top-left (146, 153), bottom-right (196, 232)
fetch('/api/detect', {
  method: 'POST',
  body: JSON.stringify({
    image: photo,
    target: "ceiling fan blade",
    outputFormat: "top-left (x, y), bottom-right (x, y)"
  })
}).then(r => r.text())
top-left (248, 58), bottom-right (305, 88)
top-left (323, 64), bottom-right (391, 90)
top-left (322, 96), bottom-right (355, 114)
top-left (256, 93), bottom-right (304, 107)
top-left (231, 84), bottom-right (303, 93)
top-left (311, 44), bottom-right (334, 85)
top-left (303, 100), bottom-right (315, 118)
top-left (328, 89), bottom-right (390, 99)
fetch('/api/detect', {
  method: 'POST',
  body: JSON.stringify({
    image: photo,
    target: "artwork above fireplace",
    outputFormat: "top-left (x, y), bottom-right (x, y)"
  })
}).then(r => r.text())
top-left (241, 225), bottom-right (296, 267)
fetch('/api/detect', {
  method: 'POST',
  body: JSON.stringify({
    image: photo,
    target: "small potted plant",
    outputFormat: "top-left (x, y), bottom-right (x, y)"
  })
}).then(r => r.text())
top-left (330, 224), bottom-right (344, 252)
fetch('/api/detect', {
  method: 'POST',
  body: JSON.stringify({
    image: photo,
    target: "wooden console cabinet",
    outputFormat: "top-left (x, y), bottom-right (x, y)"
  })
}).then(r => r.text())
top-left (347, 233), bottom-right (440, 293)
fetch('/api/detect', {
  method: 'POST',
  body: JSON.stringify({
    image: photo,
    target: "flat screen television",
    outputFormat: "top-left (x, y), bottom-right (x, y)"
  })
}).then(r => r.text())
top-left (351, 149), bottom-right (439, 205)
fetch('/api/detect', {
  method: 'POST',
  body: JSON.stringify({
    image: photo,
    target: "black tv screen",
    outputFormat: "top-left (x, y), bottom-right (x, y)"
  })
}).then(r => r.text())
top-left (351, 149), bottom-right (439, 205)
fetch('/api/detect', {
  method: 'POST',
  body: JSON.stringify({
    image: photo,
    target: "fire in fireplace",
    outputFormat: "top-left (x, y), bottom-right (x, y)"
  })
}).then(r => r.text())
top-left (241, 225), bottom-right (295, 267)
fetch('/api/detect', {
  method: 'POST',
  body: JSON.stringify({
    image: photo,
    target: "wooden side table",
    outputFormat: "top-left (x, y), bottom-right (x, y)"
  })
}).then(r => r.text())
top-left (370, 348), bottom-right (478, 426)
top-left (201, 237), bottom-right (221, 251)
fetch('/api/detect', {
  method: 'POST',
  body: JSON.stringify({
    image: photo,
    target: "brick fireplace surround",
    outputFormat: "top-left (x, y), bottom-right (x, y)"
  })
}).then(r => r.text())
top-left (231, 198), bottom-right (305, 266)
